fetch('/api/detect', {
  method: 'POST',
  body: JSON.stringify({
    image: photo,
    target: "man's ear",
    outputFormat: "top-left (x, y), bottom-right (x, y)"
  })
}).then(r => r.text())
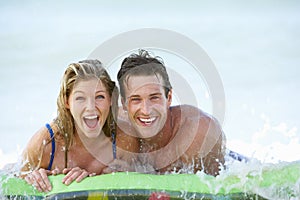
top-left (121, 97), bottom-right (127, 111)
top-left (167, 89), bottom-right (172, 107)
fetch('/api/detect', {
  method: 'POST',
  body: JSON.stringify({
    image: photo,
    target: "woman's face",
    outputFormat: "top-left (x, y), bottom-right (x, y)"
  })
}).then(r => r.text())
top-left (67, 78), bottom-right (111, 138)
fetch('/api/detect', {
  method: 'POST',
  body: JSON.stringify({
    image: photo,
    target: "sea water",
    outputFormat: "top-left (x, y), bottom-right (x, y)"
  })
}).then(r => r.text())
top-left (219, 155), bottom-right (300, 199)
top-left (1, 1), bottom-right (300, 199)
top-left (1, 154), bottom-right (298, 199)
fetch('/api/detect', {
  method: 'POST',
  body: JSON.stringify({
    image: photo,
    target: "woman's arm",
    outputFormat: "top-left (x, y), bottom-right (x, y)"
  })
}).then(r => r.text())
top-left (20, 125), bottom-right (54, 192)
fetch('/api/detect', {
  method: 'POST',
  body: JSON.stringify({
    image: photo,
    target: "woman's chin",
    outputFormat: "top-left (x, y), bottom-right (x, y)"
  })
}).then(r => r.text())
top-left (82, 126), bottom-right (102, 138)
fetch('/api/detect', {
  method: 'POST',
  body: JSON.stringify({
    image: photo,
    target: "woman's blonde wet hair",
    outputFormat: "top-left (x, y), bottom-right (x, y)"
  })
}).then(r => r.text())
top-left (55, 59), bottom-right (118, 167)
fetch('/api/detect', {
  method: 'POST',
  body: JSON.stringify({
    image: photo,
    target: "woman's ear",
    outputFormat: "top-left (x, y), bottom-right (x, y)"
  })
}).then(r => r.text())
top-left (65, 98), bottom-right (70, 109)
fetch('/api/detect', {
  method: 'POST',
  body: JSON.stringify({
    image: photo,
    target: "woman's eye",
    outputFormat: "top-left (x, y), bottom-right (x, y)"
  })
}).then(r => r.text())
top-left (75, 96), bottom-right (85, 101)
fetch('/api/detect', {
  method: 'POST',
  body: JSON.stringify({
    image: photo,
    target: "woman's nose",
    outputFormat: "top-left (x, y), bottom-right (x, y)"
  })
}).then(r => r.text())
top-left (86, 98), bottom-right (96, 110)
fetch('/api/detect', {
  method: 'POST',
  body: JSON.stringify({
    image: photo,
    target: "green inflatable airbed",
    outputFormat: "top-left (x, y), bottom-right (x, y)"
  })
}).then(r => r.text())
top-left (1, 161), bottom-right (299, 199)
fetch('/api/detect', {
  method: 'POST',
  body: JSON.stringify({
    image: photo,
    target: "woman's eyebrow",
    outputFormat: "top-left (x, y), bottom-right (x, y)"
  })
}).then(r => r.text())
top-left (72, 90), bottom-right (85, 95)
top-left (95, 90), bottom-right (107, 93)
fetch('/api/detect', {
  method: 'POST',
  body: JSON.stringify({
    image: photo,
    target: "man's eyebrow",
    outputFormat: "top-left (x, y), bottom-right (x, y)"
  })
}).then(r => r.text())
top-left (149, 92), bottom-right (163, 96)
top-left (129, 92), bottom-right (162, 98)
top-left (129, 94), bottom-right (140, 98)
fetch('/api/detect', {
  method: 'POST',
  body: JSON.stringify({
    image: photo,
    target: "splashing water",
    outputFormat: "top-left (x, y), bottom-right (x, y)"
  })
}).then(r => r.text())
top-left (220, 156), bottom-right (300, 199)
top-left (227, 115), bottom-right (300, 164)
top-left (1, 120), bottom-right (300, 199)
top-left (0, 161), bottom-right (22, 199)
top-left (0, 152), bottom-right (299, 199)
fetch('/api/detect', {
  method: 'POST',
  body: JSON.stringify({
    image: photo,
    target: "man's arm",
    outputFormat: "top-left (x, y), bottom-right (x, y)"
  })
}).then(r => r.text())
top-left (188, 114), bottom-right (226, 176)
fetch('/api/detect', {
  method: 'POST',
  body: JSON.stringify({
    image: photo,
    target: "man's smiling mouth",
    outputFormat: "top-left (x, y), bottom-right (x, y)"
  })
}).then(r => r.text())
top-left (137, 117), bottom-right (157, 126)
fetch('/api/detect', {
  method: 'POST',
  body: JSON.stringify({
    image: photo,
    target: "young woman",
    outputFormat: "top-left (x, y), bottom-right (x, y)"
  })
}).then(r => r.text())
top-left (20, 60), bottom-right (138, 192)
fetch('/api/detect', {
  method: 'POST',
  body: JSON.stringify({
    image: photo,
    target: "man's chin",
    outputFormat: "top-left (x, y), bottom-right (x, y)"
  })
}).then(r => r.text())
top-left (134, 126), bottom-right (161, 139)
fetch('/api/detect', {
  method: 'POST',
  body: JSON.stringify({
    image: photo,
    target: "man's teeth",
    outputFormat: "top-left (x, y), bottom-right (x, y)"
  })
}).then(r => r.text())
top-left (139, 117), bottom-right (156, 123)
top-left (84, 115), bottom-right (98, 120)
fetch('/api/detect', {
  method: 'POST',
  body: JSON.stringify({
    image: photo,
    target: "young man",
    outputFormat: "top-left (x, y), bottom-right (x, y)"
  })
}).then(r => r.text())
top-left (116, 49), bottom-right (226, 176)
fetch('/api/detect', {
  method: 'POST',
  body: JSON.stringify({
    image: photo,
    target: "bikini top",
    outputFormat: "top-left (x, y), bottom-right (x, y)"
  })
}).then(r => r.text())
top-left (45, 123), bottom-right (117, 170)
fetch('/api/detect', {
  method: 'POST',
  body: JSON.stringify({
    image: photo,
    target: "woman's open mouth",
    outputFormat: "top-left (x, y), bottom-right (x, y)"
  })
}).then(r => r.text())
top-left (83, 115), bottom-right (99, 129)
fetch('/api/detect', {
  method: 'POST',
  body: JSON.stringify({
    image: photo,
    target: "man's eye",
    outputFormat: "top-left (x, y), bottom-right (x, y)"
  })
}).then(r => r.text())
top-left (130, 98), bottom-right (141, 102)
top-left (150, 96), bottom-right (160, 100)
top-left (96, 95), bottom-right (105, 100)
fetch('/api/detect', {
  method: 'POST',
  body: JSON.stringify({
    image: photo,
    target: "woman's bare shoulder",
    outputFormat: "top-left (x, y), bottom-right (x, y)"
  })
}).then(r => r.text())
top-left (22, 123), bottom-right (61, 168)
top-left (26, 126), bottom-right (52, 149)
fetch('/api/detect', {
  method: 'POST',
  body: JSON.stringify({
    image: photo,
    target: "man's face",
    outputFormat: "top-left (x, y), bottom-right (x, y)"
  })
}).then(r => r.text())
top-left (122, 75), bottom-right (172, 139)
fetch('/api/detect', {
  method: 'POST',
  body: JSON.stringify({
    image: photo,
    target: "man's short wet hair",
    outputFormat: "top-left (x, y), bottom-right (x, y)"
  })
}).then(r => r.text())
top-left (117, 49), bottom-right (172, 98)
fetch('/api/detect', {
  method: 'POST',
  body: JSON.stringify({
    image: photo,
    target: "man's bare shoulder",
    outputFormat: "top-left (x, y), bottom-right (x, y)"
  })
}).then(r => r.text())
top-left (171, 105), bottom-right (225, 159)
top-left (116, 118), bottom-right (139, 153)
top-left (170, 104), bottom-right (215, 122)
top-left (170, 104), bottom-right (223, 143)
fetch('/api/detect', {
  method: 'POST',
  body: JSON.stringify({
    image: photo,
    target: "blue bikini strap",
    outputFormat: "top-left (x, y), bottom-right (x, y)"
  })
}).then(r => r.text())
top-left (112, 131), bottom-right (116, 159)
top-left (45, 123), bottom-right (56, 170)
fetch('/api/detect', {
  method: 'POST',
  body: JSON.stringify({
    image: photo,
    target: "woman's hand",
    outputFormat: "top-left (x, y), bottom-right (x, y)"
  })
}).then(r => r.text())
top-left (61, 167), bottom-right (94, 185)
top-left (24, 168), bottom-right (52, 192)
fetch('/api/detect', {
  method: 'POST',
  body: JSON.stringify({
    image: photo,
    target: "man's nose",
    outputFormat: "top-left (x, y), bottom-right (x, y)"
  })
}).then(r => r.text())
top-left (140, 100), bottom-right (151, 115)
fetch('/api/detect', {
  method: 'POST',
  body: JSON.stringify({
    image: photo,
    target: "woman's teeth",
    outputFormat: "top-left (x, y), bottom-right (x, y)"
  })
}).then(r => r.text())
top-left (84, 115), bottom-right (99, 128)
top-left (84, 115), bottom-right (98, 120)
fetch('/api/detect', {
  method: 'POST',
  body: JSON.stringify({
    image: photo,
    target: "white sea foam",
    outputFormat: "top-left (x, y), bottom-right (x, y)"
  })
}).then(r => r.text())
top-left (0, 148), bottom-right (20, 170)
top-left (227, 118), bottom-right (300, 163)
